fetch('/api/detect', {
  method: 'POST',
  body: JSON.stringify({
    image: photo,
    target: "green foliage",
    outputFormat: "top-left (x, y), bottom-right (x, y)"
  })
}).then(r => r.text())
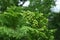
top-left (0, 0), bottom-right (55, 13)
top-left (49, 13), bottom-right (60, 40)
top-left (25, 0), bottom-right (55, 13)
top-left (0, 0), bottom-right (18, 12)
top-left (0, 6), bottom-right (55, 40)
top-left (0, 0), bottom-right (56, 40)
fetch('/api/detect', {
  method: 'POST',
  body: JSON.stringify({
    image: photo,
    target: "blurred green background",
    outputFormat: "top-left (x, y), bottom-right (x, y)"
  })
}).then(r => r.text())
top-left (0, 0), bottom-right (60, 40)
